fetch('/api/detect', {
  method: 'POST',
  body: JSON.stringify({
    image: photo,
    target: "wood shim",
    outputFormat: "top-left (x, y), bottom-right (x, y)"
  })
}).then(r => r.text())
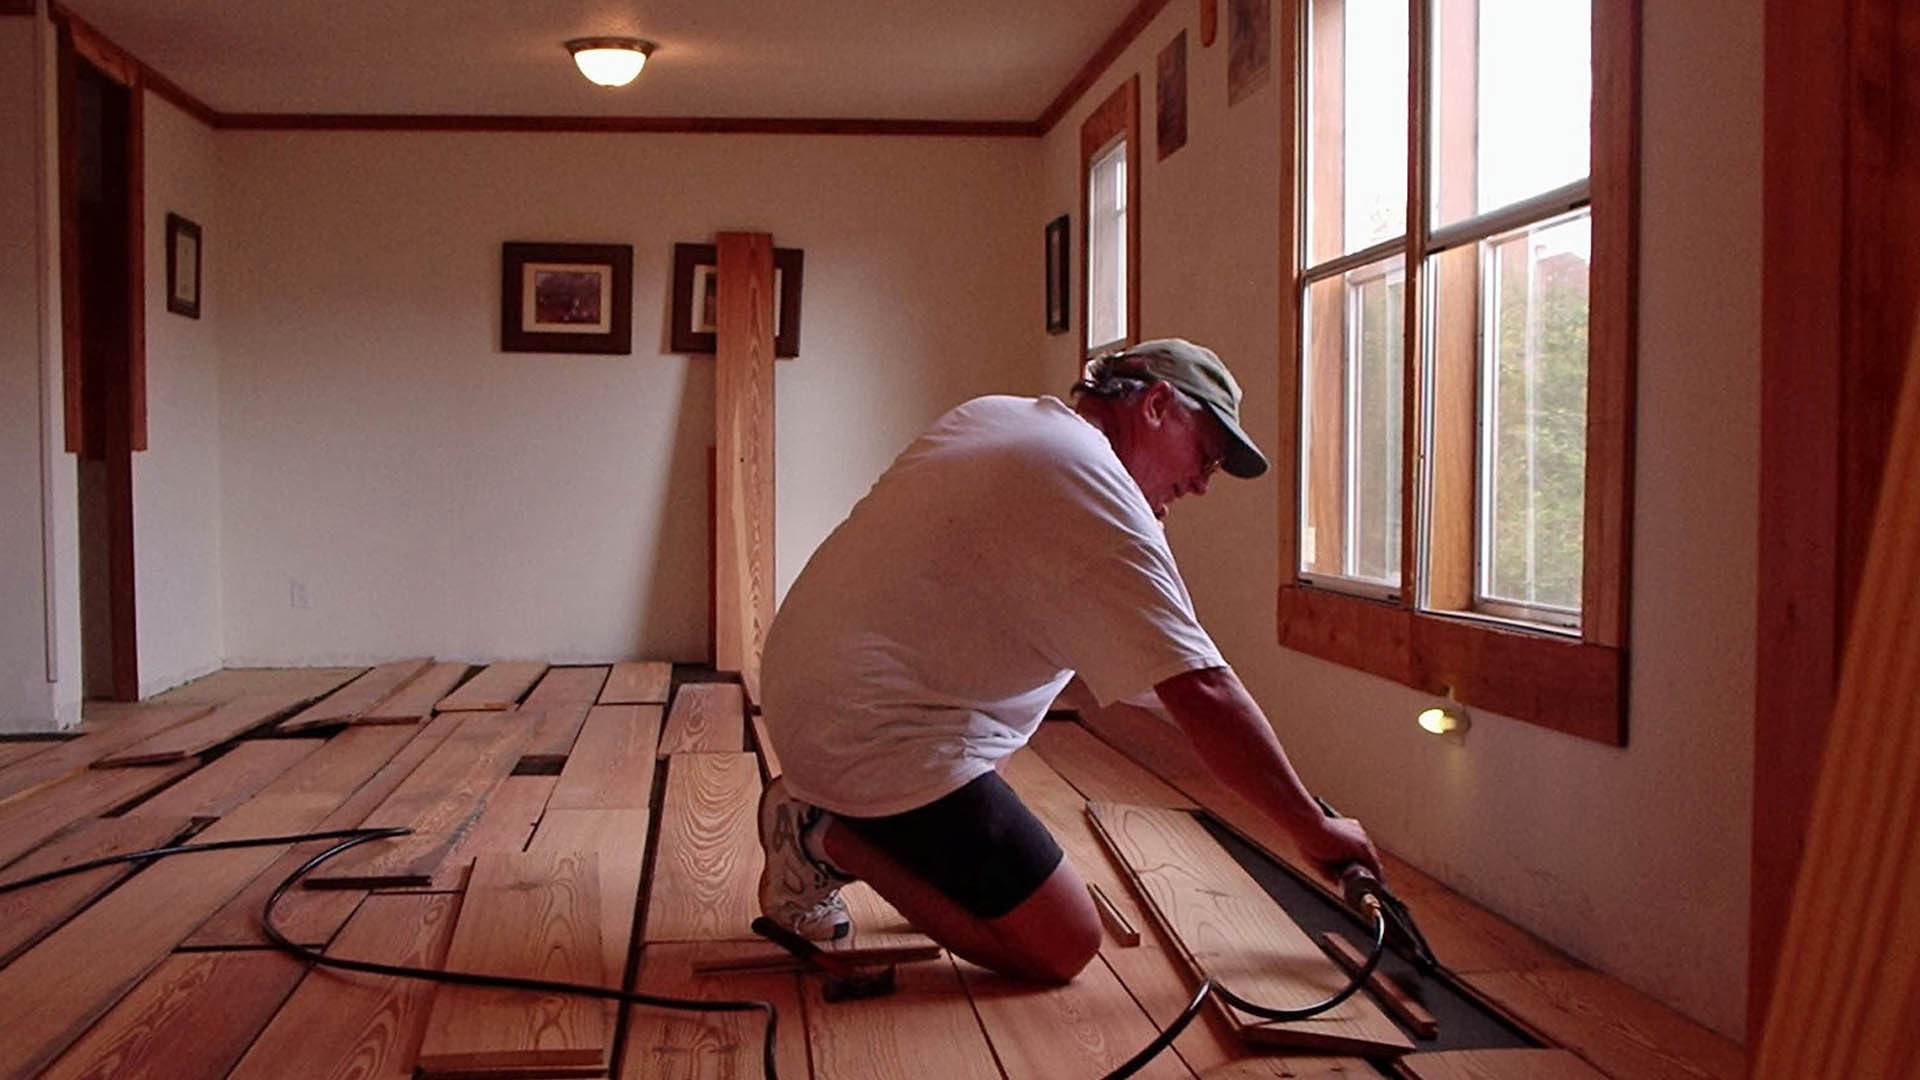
top-left (645, 752), bottom-right (762, 942)
top-left (278, 657), bottom-right (436, 731)
top-left (302, 712), bottom-right (533, 888)
top-left (436, 661), bottom-right (548, 712)
top-left (93, 693), bottom-right (309, 766)
top-left (361, 661), bottom-right (469, 722)
top-left (38, 950), bottom-right (307, 1080)
top-left (657, 683), bottom-right (744, 756)
top-left (228, 893), bottom-right (459, 1080)
top-left (1394, 1048), bottom-right (1610, 1079)
top-left (547, 704), bottom-right (662, 811)
top-left (600, 660), bottom-right (672, 704)
top-left (416, 851), bottom-right (613, 1078)
top-left (1087, 801), bottom-right (1412, 1056)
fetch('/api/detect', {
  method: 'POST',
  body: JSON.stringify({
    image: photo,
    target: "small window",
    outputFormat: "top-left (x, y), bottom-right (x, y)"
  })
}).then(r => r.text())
top-left (1080, 77), bottom-right (1140, 356)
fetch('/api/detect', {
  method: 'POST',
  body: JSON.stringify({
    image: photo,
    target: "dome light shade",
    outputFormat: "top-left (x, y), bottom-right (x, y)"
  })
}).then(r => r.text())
top-left (565, 38), bottom-right (655, 87)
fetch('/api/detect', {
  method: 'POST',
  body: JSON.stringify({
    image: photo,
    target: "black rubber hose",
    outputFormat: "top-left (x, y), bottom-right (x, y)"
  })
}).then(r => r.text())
top-left (0, 826), bottom-right (1395, 1080)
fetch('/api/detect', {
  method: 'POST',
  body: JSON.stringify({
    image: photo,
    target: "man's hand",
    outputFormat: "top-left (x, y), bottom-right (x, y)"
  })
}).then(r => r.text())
top-left (1298, 813), bottom-right (1382, 880)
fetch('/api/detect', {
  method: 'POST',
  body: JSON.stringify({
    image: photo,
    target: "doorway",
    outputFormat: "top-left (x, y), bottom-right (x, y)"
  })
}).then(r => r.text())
top-left (64, 47), bottom-right (140, 701)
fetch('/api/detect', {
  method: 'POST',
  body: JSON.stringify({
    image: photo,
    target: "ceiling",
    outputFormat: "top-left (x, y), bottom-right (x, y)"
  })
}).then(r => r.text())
top-left (58, 0), bottom-right (1145, 122)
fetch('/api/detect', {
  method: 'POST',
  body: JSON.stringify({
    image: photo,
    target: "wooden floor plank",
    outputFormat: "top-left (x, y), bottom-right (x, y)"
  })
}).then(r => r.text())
top-left (37, 950), bottom-right (309, 1080)
top-left (1320, 931), bottom-right (1438, 1038)
top-left (1031, 720), bottom-right (1200, 808)
top-left (525, 665), bottom-right (611, 707)
top-left (416, 851), bottom-right (613, 1077)
top-left (1393, 1048), bottom-right (1611, 1079)
top-left (0, 760), bottom-right (197, 870)
top-left (658, 683), bottom-right (745, 756)
top-left (645, 752), bottom-right (762, 942)
top-left (548, 704), bottom-right (662, 811)
top-left (93, 693), bottom-right (310, 766)
top-left (957, 953), bottom-right (1195, 1079)
top-left (0, 704), bottom-right (208, 804)
top-left (122, 737), bottom-right (323, 821)
top-left (0, 725), bottom-right (418, 1079)
top-left (362, 661), bottom-right (470, 722)
top-left (521, 701), bottom-right (593, 768)
top-left (1379, 870), bottom-right (1573, 974)
top-left (380, 773), bottom-right (556, 892)
top-left (185, 715), bottom-right (460, 948)
top-left (1088, 802), bottom-right (1412, 1057)
top-left (1001, 750), bottom-right (1295, 1076)
top-left (304, 712), bottom-right (535, 887)
top-left (228, 892), bottom-right (460, 1080)
top-left (436, 661), bottom-right (548, 713)
top-left (0, 814), bottom-right (192, 965)
top-left (148, 666), bottom-right (364, 706)
top-left (601, 660), bottom-right (673, 705)
top-left (0, 738), bottom-right (63, 769)
top-left (804, 955), bottom-right (1003, 1080)
top-left (621, 941), bottom-right (808, 1080)
top-left (1460, 970), bottom-right (1745, 1080)
top-left (280, 657), bottom-right (437, 731)
top-left (529, 808), bottom-right (650, 988)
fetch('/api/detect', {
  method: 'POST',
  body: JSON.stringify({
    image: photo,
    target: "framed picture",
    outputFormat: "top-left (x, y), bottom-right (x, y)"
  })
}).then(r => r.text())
top-left (669, 242), bottom-right (804, 358)
top-left (1227, 0), bottom-right (1272, 105)
top-left (1045, 214), bottom-right (1070, 335)
top-left (500, 241), bottom-right (633, 354)
top-left (165, 213), bottom-right (201, 319)
top-left (1157, 31), bottom-right (1189, 160)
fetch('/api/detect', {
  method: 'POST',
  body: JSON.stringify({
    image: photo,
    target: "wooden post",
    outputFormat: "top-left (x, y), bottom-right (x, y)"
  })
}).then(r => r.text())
top-left (713, 232), bottom-right (776, 699)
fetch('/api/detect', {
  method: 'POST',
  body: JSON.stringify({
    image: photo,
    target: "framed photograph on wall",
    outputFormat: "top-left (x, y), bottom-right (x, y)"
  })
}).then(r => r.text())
top-left (1045, 214), bottom-right (1070, 334)
top-left (500, 241), bottom-right (634, 354)
top-left (1158, 31), bottom-right (1189, 159)
top-left (1227, 0), bottom-right (1272, 104)
top-left (669, 242), bottom-right (805, 358)
top-left (165, 213), bottom-right (201, 319)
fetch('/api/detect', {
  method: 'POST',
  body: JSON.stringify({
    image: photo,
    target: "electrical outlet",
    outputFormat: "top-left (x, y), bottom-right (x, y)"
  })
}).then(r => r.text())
top-left (289, 579), bottom-right (311, 609)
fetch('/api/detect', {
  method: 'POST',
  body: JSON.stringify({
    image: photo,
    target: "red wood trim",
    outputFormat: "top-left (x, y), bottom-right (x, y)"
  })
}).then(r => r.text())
top-left (57, 20), bottom-right (83, 455)
top-left (1277, 585), bottom-right (1624, 744)
top-left (1199, 0), bottom-right (1218, 47)
top-left (1079, 77), bottom-right (1141, 355)
top-left (213, 113), bottom-right (1040, 136)
top-left (1037, 0), bottom-right (1174, 134)
top-left (139, 58), bottom-right (220, 128)
top-left (1581, 0), bottom-right (1641, 651)
top-left (47, 1), bottom-right (222, 126)
top-left (1273, 0), bottom-right (1301, 579)
top-left (126, 76), bottom-right (146, 451)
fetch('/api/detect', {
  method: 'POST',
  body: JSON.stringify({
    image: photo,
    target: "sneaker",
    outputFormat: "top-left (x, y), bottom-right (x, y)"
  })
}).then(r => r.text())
top-left (757, 777), bottom-right (854, 941)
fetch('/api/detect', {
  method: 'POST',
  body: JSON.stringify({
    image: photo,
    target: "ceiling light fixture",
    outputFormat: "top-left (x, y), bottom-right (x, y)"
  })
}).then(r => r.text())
top-left (565, 37), bottom-right (656, 88)
top-left (1417, 705), bottom-right (1470, 739)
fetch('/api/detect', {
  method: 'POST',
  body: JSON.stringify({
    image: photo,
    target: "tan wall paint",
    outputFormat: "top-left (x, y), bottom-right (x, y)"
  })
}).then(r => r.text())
top-left (216, 131), bottom-right (1037, 666)
top-left (1036, 0), bottom-right (1758, 1039)
top-left (135, 92), bottom-right (224, 695)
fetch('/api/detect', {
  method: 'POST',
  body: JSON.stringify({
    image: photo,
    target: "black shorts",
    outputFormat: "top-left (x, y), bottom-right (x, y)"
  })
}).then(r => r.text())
top-left (835, 771), bottom-right (1063, 919)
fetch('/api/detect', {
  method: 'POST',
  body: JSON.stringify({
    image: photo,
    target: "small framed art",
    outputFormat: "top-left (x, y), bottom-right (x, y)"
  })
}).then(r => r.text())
top-left (165, 213), bottom-right (201, 319)
top-left (669, 242), bottom-right (805, 358)
top-left (500, 241), bottom-right (634, 354)
top-left (1045, 214), bottom-right (1070, 335)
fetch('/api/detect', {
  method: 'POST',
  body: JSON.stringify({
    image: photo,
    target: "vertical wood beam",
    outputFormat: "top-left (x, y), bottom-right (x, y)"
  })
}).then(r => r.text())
top-left (713, 232), bottom-right (776, 695)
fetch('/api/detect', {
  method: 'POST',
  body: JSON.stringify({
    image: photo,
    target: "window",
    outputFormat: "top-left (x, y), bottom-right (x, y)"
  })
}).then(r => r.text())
top-left (1279, 0), bottom-right (1637, 742)
top-left (1081, 77), bottom-right (1140, 355)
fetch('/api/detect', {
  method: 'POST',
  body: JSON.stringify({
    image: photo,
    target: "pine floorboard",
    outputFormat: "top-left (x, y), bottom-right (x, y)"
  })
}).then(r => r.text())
top-left (0, 669), bottom-right (1748, 1080)
top-left (0, 738), bottom-right (62, 769)
top-left (658, 683), bottom-right (746, 756)
top-left (600, 660), bottom-right (673, 705)
top-left (279, 657), bottom-right (437, 731)
top-left (0, 758), bottom-right (197, 870)
top-left (435, 661), bottom-right (548, 713)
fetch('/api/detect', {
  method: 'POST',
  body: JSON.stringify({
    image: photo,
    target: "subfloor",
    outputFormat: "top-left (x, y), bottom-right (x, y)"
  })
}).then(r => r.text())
top-left (0, 664), bottom-right (1746, 1079)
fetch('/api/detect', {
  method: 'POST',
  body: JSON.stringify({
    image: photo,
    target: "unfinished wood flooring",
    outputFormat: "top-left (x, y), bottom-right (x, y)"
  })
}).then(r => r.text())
top-left (0, 670), bottom-right (1738, 1079)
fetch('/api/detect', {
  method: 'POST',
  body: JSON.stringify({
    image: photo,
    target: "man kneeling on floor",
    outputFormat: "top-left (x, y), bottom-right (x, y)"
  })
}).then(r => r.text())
top-left (757, 339), bottom-right (1381, 982)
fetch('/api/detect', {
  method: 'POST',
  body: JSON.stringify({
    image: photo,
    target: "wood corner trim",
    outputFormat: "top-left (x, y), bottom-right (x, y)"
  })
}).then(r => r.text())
top-left (1038, 0), bottom-right (1174, 134)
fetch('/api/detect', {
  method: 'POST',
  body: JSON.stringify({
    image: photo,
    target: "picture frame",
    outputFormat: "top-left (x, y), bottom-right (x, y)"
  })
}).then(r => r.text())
top-left (1227, 0), bottom-right (1272, 105)
top-left (1045, 214), bottom-right (1070, 335)
top-left (165, 212), bottom-right (201, 319)
top-left (500, 241), bottom-right (633, 354)
top-left (1157, 30), bottom-right (1189, 160)
top-left (670, 242), bottom-right (805, 358)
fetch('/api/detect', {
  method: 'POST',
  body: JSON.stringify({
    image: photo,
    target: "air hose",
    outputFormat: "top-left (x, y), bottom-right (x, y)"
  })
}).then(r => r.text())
top-left (0, 826), bottom-right (1395, 1080)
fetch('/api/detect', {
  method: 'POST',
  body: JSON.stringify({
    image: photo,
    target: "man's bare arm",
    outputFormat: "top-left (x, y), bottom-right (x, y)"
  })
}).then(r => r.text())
top-left (1154, 665), bottom-right (1381, 876)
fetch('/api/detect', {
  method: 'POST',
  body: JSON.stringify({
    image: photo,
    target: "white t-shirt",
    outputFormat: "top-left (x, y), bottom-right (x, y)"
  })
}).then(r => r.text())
top-left (762, 395), bottom-right (1224, 817)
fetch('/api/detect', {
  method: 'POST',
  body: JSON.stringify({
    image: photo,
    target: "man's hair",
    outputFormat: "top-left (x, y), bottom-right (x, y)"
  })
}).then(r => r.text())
top-left (1071, 351), bottom-right (1206, 415)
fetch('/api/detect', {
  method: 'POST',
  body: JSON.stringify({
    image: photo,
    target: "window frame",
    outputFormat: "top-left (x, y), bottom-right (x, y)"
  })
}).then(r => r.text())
top-left (1080, 76), bottom-right (1141, 357)
top-left (1276, 0), bottom-right (1638, 744)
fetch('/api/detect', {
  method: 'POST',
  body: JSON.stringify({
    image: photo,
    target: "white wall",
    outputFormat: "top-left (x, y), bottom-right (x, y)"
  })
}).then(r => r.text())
top-left (1036, 1), bottom-right (1758, 1038)
top-left (0, 9), bottom-right (81, 733)
top-left (135, 93), bottom-right (225, 695)
top-left (217, 131), bottom-right (1036, 666)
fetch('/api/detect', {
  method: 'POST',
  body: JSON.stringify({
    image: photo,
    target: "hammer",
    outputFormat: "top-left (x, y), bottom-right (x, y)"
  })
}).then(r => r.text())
top-left (749, 916), bottom-right (899, 1001)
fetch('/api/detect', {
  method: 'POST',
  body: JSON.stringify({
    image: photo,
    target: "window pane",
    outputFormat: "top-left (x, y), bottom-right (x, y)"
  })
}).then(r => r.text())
top-left (1305, 0), bottom-right (1408, 266)
top-left (1431, 0), bottom-right (1590, 228)
top-left (1480, 211), bottom-right (1588, 614)
top-left (1300, 255), bottom-right (1404, 587)
top-left (1087, 140), bottom-right (1128, 350)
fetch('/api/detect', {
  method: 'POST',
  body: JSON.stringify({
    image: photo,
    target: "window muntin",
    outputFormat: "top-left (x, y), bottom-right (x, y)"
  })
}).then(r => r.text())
top-left (1297, 0), bottom-right (1595, 633)
top-left (1087, 138), bottom-right (1129, 352)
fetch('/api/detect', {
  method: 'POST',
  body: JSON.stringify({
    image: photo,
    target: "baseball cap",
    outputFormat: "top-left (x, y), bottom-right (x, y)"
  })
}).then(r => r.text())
top-left (1093, 338), bottom-right (1269, 478)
